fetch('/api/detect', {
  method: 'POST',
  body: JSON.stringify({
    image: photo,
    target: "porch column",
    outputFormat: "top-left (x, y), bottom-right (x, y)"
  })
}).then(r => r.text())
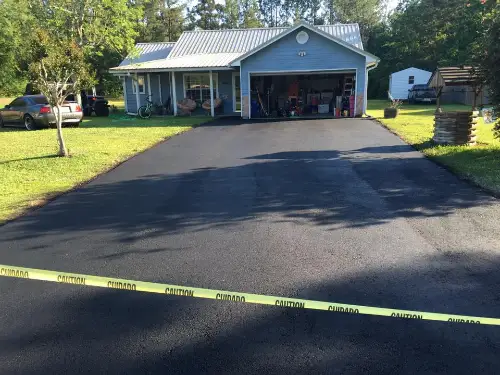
top-left (209, 70), bottom-right (215, 117)
top-left (364, 69), bottom-right (368, 115)
top-left (147, 73), bottom-right (152, 100)
top-left (172, 71), bottom-right (177, 116)
top-left (135, 73), bottom-right (140, 113)
top-left (122, 77), bottom-right (128, 113)
top-left (158, 75), bottom-right (163, 104)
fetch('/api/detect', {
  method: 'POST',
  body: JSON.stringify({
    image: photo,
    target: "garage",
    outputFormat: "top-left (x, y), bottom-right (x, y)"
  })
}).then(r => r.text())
top-left (249, 71), bottom-right (356, 118)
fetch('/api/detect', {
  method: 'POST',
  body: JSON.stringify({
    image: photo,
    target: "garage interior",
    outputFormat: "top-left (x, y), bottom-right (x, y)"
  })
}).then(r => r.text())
top-left (249, 71), bottom-right (356, 119)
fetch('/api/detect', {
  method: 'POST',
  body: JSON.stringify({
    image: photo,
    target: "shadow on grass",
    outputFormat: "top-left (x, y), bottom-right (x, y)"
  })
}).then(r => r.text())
top-left (81, 114), bottom-right (210, 129)
top-left (0, 154), bottom-right (58, 165)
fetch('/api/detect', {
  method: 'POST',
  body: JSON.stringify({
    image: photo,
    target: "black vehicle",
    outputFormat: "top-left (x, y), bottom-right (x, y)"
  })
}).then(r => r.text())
top-left (70, 91), bottom-right (110, 117)
top-left (408, 84), bottom-right (437, 104)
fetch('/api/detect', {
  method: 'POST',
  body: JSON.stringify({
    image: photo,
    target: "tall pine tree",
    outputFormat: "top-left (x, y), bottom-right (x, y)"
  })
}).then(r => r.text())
top-left (187, 0), bottom-right (222, 30)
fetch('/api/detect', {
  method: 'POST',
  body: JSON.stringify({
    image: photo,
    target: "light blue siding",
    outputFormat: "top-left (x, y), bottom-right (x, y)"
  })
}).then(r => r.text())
top-left (125, 77), bottom-right (137, 112)
top-left (125, 73), bottom-right (173, 112)
top-left (240, 26), bottom-right (367, 117)
top-left (217, 71), bottom-right (234, 113)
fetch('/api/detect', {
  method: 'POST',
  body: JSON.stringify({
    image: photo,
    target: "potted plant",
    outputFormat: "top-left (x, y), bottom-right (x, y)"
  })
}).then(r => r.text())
top-left (384, 98), bottom-right (403, 118)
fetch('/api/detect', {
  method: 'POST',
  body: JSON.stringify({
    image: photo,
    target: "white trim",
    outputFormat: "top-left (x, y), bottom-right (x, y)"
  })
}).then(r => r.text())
top-left (158, 74), bottom-right (163, 104)
top-left (246, 69), bottom-right (356, 76)
top-left (232, 72), bottom-right (241, 112)
top-left (147, 73), bottom-right (152, 100)
top-left (182, 73), bottom-right (219, 101)
top-left (110, 67), bottom-right (234, 74)
top-left (135, 73), bottom-right (140, 112)
top-left (247, 72), bottom-right (251, 119)
top-left (354, 68), bottom-right (357, 117)
top-left (132, 74), bottom-right (146, 95)
top-left (209, 71), bottom-right (215, 117)
top-left (364, 61), bottom-right (379, 115)
top-left (172, 72), bottom-right (177, 116)
top-left (230, 21), bottom-right (380, 66)
top-left (122, 77), bottom-right (128, 113)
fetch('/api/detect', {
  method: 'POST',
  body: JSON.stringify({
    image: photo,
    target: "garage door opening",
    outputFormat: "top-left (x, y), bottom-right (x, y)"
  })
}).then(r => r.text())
top-left (249, 71), bottom-right (357, 119)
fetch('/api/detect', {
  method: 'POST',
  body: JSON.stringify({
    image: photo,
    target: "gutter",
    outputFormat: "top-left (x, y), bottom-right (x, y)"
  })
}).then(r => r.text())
top-left (364, 60), bottom-right (380, 116)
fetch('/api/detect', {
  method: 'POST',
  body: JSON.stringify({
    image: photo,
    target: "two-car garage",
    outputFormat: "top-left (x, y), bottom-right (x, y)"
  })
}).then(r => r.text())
top-left (248, 70), bottom-right (357, 118)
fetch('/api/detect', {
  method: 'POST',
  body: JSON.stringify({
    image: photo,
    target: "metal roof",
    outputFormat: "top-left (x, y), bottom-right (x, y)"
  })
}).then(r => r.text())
top-left (428, 66), bottom-right (481, 88)
top-left (112, 23), bottom-right (367, 71)
top-left (118, 42), bottom-right (175, 67)
top-left (169, 23), bottom-right (363, 59)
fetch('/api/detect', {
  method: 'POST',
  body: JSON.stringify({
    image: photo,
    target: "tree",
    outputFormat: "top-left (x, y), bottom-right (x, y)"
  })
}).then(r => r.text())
top-left (31, 0), bottom-right (141, 96)
top-left (29, 32), bottom-right (94, 156)
top-left (241, 0), bottom-right (263, 28)
top-left (24, 0), bottom-right (142, 155)
top-left (137, 0), bottom-right (185, 42)
top-left (258, 0), bottom-right (283, 26)
top-left (220, 0), bottom-right (240, 28)
top-left (324, 0), bottom-right (383, 42)
top-left (187, 0), bottom-right (222, 30)
top-left (475, 2), bottom-right (500, 137)
top-left (0, 0), bottom-right (34, 95)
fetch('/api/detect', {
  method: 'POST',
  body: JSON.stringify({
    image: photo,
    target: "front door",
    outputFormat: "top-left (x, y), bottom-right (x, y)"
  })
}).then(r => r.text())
top-left (233, 73), bottom-right (241, 112)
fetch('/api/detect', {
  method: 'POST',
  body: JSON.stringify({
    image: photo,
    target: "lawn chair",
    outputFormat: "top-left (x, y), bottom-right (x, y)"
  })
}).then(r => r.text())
top-left (177, 98), bottom-right (196, 116)
top-left (201, 98), bottom-right (223, 115)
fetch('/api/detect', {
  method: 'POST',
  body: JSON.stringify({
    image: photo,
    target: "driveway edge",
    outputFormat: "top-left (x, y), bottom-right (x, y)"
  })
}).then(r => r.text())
top-left (370, 117), bottom-right (500, 199)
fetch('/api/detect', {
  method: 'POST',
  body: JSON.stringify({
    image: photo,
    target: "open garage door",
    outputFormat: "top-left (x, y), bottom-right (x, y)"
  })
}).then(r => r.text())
top-left (248, 70), bottom-right (357, 119)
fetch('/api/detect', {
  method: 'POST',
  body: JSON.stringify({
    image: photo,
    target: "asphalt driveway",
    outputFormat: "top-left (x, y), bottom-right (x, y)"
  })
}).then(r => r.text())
top-left (1, 118), bottom-right (500, 374)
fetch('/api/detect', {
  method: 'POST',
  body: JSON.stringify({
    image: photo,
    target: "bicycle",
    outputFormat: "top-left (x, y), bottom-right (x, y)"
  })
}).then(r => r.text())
top-left (138, 95), bottom-right (154, 119)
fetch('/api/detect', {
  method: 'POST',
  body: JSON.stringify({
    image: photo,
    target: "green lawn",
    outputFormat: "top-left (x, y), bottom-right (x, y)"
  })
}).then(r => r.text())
top-left (0, 107), bottom-right (210, 223)
top-left (367, 100), bottom-right (500, 194)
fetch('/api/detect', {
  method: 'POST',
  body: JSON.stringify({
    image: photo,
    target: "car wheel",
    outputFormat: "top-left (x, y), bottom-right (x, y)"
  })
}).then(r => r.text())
top-left (83, 107), bottom-right (92, 117)
top-left (24, 115), bottom-right (37, 131)
top-left (0, 115), bottom-right (4, 128)
top-left (95, 106), bottom-right (110, 117)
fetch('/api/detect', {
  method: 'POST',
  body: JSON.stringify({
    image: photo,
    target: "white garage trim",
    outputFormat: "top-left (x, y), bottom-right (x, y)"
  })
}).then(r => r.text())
top-left (246, 68), bottom-right (359, 119)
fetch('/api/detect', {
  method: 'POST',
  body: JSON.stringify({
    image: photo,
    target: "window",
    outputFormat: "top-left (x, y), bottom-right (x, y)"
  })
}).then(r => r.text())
top-left (408, 75), bottom-right (415, 84)
top-left (10, 98), bottom-right (26, 107)
top-left (31, 96), bottom-right (49, 105)
top-left (132, 75), bottom-right (145, 94)
top-left (183, 74), bottom-right (218, 102)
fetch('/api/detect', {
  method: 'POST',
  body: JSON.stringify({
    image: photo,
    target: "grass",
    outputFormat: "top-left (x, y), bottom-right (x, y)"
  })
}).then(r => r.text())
top-left (367, 100), bottom-right (500, 194)
top-left (0, 97), bottom-right (13, 107)
top-left (0, 99), bottom-right (210, 223)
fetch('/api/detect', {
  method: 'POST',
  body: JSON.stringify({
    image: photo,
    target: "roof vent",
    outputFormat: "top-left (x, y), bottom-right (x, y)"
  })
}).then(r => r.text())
top-left (296, 31), bottom-right (309, 45)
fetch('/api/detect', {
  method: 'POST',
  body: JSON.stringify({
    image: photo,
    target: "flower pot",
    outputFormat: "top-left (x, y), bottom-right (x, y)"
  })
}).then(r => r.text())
top-left (384, 107), bottom-right (399, 118)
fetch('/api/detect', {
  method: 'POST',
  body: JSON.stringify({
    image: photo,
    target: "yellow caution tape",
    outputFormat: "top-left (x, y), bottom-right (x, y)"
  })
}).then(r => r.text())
top-left (0, 264), bottom-right (497, 326)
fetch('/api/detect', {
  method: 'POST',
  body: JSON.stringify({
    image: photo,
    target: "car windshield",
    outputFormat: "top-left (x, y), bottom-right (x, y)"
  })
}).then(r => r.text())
top-left (31, 96), bottom-right (49, 105)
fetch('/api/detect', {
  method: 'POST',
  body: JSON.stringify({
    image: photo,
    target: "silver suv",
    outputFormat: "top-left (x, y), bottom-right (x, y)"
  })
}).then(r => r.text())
top-left (0, 95), bottom-right (83, 130)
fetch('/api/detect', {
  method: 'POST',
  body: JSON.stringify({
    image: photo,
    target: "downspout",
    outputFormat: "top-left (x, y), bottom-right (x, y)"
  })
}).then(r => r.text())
top-left (364, 61), bottom-right (379, 116)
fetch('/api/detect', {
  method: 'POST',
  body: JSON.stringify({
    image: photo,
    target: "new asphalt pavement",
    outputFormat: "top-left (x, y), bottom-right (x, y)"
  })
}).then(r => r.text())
top-left (1, 118), bottom-right (500, 374)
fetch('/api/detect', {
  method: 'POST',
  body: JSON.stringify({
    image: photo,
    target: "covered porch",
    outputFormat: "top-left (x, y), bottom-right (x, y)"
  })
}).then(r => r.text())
top-left (116, 69), bottom-right (241, 118)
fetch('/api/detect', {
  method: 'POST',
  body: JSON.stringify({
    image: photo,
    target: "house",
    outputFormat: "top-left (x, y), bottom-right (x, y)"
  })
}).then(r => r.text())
top-left (388, 67), bottom-right (432, 100)
top-left (428, 66), bottom-right (490, 107)
top-left (110, 21), bottom-right (380, 119)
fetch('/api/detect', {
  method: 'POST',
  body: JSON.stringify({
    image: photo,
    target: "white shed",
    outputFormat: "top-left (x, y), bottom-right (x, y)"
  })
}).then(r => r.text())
top-left (389, 67), bottom-right (432, 100)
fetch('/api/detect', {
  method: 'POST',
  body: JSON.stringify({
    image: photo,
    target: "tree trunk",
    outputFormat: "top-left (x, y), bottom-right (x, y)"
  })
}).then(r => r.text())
top-left (55, 105), bottom-right (68, 157)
